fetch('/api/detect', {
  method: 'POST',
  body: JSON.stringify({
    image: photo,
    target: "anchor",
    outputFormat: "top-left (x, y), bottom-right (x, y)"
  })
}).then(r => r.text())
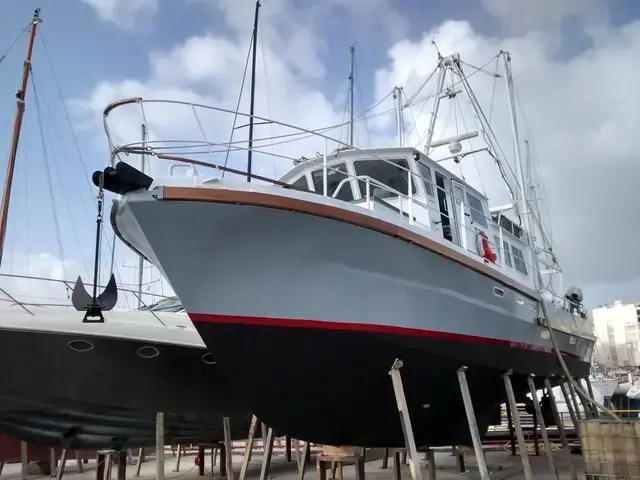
top-left (72, 171), bottom-right (118, 322)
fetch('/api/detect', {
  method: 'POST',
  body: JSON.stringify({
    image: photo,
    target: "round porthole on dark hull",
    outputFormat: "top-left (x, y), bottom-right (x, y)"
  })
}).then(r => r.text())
top-left (68, 340), bottom-right (94, 353)
top-left (202, 353), bottom-right (216, 365)
top-left (137, 346), bottom-right (160, 359)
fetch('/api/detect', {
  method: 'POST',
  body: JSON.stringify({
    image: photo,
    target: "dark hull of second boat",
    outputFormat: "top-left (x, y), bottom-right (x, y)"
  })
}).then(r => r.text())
top-left (0, 327), bottom-right (237, 420)
top-left (0, 398), bottom-right (251, 450)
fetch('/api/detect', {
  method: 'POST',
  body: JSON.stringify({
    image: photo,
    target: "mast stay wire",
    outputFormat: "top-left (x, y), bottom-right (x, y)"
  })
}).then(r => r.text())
top-left (30, 69), bottom-right (92, 272)
top-left (29, 71), bottom-right (69, 286)
top-left (221, 27), bottom-right (253, 178)
top-left (38, 33), bottom-right (128, 298)
top-left (257, 26), bottom-right (278, 180)
top-left (353, 54), bottom-right (371, 148)
top-left (0, 23), bottom-right (30, 66)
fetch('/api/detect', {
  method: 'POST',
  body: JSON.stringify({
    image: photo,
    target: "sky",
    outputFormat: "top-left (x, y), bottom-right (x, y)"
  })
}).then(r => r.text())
top-left (0, 0), bottom-right (638, 309)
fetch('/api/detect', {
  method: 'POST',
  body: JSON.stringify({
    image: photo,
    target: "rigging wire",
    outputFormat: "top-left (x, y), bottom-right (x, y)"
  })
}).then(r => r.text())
top-left (0, 24), bottom-right (30, 66)
top-left (258, 26), bottom-right (278, 180)
top-left (30, 71), bottom-right (68, 286)
top-left (221, 26), bottom-right (254, 178)
top-left (39, 33), bottom-right (127, 294)
top-left (353, 55), bottom-right (371, 148)
top-left (30, 68), bottom-right (91, 281)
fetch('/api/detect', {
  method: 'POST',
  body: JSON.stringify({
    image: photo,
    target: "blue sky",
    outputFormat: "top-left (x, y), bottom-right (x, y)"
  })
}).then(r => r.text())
top-left (0, 0), bottom-right (639, 307)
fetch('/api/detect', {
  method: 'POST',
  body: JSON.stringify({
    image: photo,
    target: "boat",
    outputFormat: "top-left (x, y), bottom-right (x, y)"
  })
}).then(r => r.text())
top-left (0, 281), bottom-right (253, 449)
top-left (97, 49), bottom-right (595, 447)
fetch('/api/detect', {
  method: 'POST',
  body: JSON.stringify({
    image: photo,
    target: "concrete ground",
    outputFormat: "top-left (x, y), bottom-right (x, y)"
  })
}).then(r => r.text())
top-left (0, 447), bottom-right (587, 480)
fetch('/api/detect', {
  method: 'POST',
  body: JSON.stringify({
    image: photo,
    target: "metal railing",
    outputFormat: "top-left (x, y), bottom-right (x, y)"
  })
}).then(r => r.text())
top-left (101, 98), bottom-right (569, 306)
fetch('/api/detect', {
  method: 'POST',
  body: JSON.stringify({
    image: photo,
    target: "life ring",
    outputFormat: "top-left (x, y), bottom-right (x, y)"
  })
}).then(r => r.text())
top-left (476, 230), bottom-right (497, 263)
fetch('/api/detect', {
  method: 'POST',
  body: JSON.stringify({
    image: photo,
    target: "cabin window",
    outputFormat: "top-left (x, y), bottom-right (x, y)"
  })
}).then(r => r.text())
top-left (417, 162), bottom-right (434, 197)
top-left (493, 235), bottom-right (501, 261)
top-left (310, 163), bottom-right (354, 202)
top-left (466, 193), bottom-right (487, 227)
top-left (511, 246), bottom-right (528, 275)
top-left (290, 175), bottom-right (309, 190)
top-left (353, 159), bottom-right (416, 199)
top-left (503, 241), bottom-right (513, 268)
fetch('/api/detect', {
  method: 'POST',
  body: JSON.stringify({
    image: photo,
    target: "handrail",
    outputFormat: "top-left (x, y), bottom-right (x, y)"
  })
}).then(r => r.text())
top-left (100, 98), bottom-right (566, 306)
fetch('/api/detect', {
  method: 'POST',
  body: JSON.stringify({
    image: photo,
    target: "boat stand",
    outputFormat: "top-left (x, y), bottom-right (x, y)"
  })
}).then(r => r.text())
top-left (502, 370), bottom-right (532, 480)
top-left (388, 358), bottom-right (424, 480)
top-left (173, 445), bottom-right (183, 472)
top-left (544, 378), bottom-right (577, 480)
top-left (526, 375), bottom-right (558, 479)
top-left (239, 415), bottom-right (260, 480)
top-left (296, 441), bottom-right (311, 480)
top-left (565, 378), bottom-right (584, 423)
top-left (583, 377), bottom-right (599, 418)
top-left (259, 427), bottom-right (275, 480)
top-left (558, 380), bottom-right (580, 435)
top-left (223, 416), bottom-right (234, 480)
top-left (134, 448), bottom-right (145, 477)
top-left (456, 367), bottom-right (490, 479)
top-left (316, 448), bottom-right (365, 480)
top-left (156, 412), bottom-right (165, 480)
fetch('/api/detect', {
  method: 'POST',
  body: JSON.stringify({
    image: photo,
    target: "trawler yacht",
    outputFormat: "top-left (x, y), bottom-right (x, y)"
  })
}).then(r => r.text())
top-left (96, 51), bottom-right (595, 447)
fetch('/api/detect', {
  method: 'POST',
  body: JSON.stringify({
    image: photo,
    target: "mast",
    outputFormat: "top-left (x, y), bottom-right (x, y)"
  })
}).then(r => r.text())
top-left (246, 0), bottom-right (260, 182)
top-left (0, 9), bottom-right (41, 268)
top-left (502, 52), bottom-right (539, 289)
top-left (136, 123), bottom-right (147, 308)
top-left (393, 87), bottom-right (405, 147)
top-left (348, 44), bottom-right (355, 146)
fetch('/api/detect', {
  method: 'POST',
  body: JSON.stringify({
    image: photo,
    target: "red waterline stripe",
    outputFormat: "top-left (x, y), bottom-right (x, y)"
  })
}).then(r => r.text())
top-left (188, 312), bottom-right (582, 360)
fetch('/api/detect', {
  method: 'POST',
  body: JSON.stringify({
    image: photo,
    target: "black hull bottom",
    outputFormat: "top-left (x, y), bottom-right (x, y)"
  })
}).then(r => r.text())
top-left (0, 398), bottom-right (252, 451)
top-left (0, 328), bottom-right (237, 420)
top-left (194, 322), bottom-right (589, 448)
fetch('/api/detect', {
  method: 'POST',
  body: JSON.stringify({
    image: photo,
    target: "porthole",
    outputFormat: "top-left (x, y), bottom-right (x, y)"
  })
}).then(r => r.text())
top-left (493, 287), bottom-right (505, 298)
top-left (516, 298), bottom-right (525, 307)
top-left (541, 331), bottom-right (550, 340)
top-left (527, 302), bottom-right (536, 312)
top-left (68, 340), bottom-right (94, 353)
top-left (202, 353), bottom-right (216, 365)
top-left (137, 346), bottom-right (160, 359)
top-left (569, 336), bottom-right (577, 345)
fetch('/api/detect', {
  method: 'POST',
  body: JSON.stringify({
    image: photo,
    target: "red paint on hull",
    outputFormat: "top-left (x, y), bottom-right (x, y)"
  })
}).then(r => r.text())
top-left (188, 312), bottom-right (582, 360)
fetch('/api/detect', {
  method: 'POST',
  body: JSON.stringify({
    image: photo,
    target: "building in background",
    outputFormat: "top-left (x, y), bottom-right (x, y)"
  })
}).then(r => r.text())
top-left (592, 301), bottom-right (640, 368)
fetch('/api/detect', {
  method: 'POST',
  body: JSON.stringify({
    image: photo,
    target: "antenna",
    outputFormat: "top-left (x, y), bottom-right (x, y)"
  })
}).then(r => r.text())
top-left (0, 9), bottom-right (42, 268)
top-left (349, 43), bottom-right (356, 146)
top-left (246, 0), bottom-right (261, 182)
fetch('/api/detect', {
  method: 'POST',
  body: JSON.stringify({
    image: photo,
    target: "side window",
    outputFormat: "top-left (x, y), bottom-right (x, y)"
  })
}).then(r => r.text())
top-left (503, 241), bottom-right (513, 268)
top-left (291, 175), bottom-right (309, 190)
top-left (310, 163), bottom-right (353, 202)
top-left (354, 159), bottom-right (416, 198)
top-left (466, 193), bottom-right (487, 227)
top-left (417, 162), bottom-right (434, 196)
top-left (511, 246), bottom-right (528, 275)
top-left (493, 235), bottom-right (501, 261)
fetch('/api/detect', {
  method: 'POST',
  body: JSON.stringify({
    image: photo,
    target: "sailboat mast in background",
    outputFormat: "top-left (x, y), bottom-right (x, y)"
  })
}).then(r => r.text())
top-left (246, 0), bottom-right (261, 182)
top-left (0, 8), bottom-right (42, 268)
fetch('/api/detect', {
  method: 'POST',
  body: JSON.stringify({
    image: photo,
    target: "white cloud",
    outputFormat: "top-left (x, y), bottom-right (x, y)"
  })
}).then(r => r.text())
top-left (75, 2), bottom-right (640, 307)
top-left (81, 0), bottom-right (159, 30)
top-left (373, 19), bottom-right (640, 305)
top-left (481, 0), bottom-right (611, 34)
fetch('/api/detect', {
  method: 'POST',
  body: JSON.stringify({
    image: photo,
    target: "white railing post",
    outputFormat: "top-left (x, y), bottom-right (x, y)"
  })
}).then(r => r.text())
top-left (459, 201), bottom-right (467, 250)
top-left (323, 139), bottom-right (328, 197)
top-left (365, 178), bottom-right (371, 210)
top-left (407, 169), bottom-right (414, 225)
